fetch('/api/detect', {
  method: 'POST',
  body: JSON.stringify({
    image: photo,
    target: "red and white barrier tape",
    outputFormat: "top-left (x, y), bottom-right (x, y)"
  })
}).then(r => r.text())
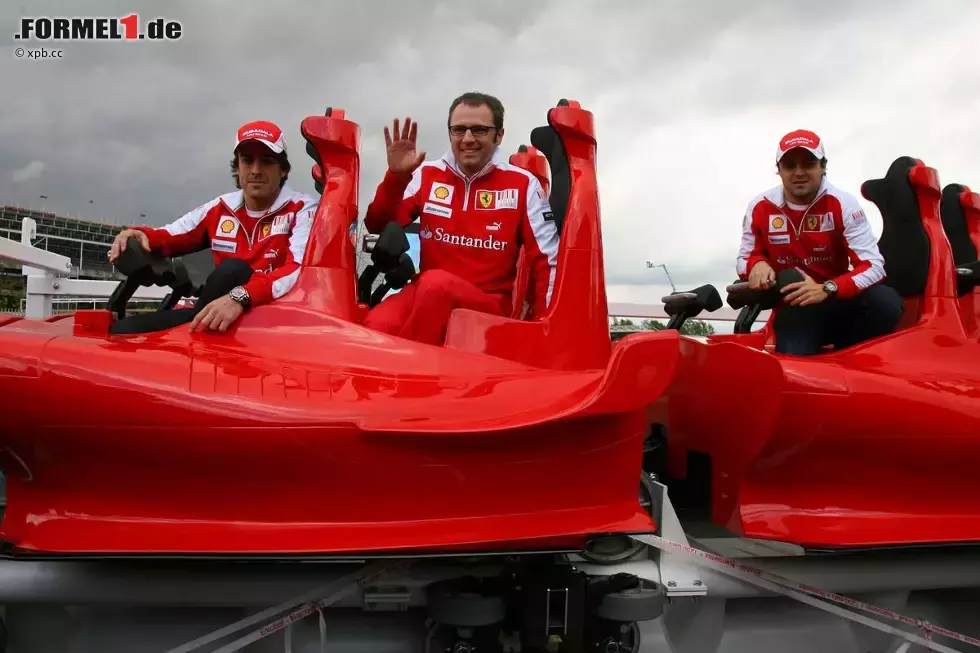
top-left (632, 533), bottom-right (980, 652)
top-left (165, 559), bottom-right (407, 653)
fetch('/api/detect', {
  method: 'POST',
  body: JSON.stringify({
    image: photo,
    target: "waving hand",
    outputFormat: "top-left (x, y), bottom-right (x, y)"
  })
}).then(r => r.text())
top-left (384, 117), bottom-right (425, 176)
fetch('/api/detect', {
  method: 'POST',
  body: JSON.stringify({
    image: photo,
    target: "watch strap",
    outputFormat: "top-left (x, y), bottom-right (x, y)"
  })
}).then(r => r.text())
top-left (230, 286), bottom-right (251, 310)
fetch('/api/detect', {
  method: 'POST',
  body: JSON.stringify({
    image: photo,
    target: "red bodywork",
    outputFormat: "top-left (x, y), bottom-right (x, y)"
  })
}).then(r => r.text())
top-left (652, 160), bottom-right (980, 550)
top-left (0, 102), bottom-right (672, 557)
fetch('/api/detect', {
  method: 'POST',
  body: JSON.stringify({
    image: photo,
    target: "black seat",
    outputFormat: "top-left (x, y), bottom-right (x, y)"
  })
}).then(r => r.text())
top-left (177, 249), bottom-right (214, 296)
top-left (155, 249), bottom-right (213, 309)
top-left (958, 261), bottom-right (980, 288)
top-left (529, 99), bottom-right (573, 236)
top-left (860, 156), bottom-right (931, 299)
top-left (662, 284), bottom-right (722, 331)
top-left (305, 107), bottom-right (339, 196)
top-left (940, 183), bottom-right (979, 296)
top-left (357, 222), bottom-right (416, 306)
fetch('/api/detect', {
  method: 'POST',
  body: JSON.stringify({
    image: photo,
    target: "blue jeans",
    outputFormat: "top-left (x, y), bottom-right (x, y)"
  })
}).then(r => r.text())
top-left (772, 284), bottom-right (905, 355)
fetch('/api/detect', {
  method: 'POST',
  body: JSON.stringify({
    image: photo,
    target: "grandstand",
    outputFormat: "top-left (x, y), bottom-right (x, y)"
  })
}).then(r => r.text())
top-left (0, 205), bottom-right (121, 281)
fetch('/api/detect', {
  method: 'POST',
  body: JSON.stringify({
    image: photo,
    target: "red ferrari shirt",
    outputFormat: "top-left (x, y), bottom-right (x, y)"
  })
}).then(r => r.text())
top-left (363, 150), bottom-right (560, 318)
top-left (736, 178), bottom-right (886, 299)
top-left (133, 185), bottom-right (318, 307)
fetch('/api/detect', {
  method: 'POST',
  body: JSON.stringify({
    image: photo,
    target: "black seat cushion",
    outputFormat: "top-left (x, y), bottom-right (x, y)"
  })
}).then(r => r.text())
top-left (861, 156), bottom-right (930, 298)
top-left (530, 124), bottom-right (569, 235)
top-left (177, 249), bottom-right (216, 296)
top-left (940, 183), bottom-right (978, 296)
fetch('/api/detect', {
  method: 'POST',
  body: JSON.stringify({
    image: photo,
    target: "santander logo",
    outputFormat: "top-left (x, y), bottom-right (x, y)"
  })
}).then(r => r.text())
top-left (421, 226), bottom-right (506, 251)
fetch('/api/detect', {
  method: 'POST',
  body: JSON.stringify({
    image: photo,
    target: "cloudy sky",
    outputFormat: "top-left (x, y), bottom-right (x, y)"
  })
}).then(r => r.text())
top-left (2, 0), bottom-right (979, 306)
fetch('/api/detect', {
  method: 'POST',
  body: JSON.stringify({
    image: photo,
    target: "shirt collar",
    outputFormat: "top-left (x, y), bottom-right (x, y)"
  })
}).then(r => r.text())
top-left (222, 184), bottom-right (295, 216)
top-left (441, 147), bottom-right (504, 180)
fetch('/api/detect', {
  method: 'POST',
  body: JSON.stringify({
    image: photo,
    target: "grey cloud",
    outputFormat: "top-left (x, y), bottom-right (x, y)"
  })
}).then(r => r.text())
top-left (0, 0), bottom-right (847, 219)
top-left (2, 0), bottom-right (979, 292)
top-left (11, 160), bottom-right (45, 183)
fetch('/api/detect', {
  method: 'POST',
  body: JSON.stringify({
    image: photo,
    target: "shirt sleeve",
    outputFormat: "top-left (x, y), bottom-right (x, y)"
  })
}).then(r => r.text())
top-left (520, 176), bottom-right (561, 318)
top-left (831, 201), bottom-right (886, 299)
top-left (363, 168), bottom-right (423, 233)
top-left (735, 199), bottom-right (768, 279)
top-left (243, 198), bottom-right (319, 307)
top-left (132, 198), bottom-right (220, 258)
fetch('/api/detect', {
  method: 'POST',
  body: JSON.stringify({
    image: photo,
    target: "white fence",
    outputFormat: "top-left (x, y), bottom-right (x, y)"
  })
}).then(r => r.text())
top-left (0, 217), bottom-right (168, 319)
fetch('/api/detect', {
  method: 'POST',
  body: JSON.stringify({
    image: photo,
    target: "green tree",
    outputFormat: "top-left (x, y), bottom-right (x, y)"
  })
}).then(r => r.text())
top-left (610, 317), bottom-right (715, 337)
top-left (679, 319), bottom-right (716, 336)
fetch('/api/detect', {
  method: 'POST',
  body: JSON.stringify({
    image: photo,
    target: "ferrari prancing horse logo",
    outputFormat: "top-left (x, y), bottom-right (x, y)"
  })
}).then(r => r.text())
top-left (478, 190), bottom-right (494, 209)
top-left (475, 189), bottom-right (518, 210)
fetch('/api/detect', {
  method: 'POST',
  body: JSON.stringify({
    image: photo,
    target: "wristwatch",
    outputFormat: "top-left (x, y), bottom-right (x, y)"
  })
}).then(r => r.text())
top-left (229, 285), bottom-right (251, 310)
top-left (822, 280), bottom-right (838, 297)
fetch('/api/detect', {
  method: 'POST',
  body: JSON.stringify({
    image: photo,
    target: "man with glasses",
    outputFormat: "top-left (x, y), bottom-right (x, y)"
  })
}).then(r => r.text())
top-left (361, 92), bottom-right (560, 346)
top-left (736, 129), bottom-right (903, 355)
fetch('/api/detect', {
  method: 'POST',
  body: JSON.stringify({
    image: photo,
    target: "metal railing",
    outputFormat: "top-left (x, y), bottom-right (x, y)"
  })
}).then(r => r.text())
top-left (0, 217), bottom-right (169, 319)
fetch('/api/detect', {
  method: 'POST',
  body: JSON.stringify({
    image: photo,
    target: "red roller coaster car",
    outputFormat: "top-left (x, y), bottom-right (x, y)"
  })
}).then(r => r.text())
top-left (0, 100), bottom-right (677, 559)
top-left (649, 155), bottom-right (980, 552)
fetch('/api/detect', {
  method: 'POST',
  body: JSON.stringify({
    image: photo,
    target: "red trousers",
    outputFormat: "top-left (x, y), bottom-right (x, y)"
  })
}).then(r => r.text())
top-left (363, 269), bottom-right (509, 345)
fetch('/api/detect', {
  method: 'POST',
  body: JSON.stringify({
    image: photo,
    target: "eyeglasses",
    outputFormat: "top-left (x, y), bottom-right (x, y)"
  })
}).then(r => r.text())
top-left (449, 124), bottom-right (495, 138)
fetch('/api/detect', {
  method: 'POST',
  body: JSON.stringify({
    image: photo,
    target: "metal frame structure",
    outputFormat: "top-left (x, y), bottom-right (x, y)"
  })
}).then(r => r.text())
top-left (0, 479), bottom-right (977, 652)
top-left (0, 217), bottom-right (168, 319)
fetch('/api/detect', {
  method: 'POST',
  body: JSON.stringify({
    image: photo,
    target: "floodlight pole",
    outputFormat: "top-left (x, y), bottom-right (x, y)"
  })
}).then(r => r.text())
top-left (646, 261), bottom-right (676, 293)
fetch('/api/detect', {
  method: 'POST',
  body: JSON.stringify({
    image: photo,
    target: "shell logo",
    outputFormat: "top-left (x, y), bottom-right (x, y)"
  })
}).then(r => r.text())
top-left (434, 186), bottom-right (450, 200)
top-left (772, 217), bottom-right (785, 229)
top-left (220, 219), bottom-right (235, 234)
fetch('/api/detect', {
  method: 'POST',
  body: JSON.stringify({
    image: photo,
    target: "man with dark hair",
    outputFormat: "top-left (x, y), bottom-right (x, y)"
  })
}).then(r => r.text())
top-left (108, 120), bottom-right (318, 333)
top-left (736, 129), bottom-right (903, 354)
top-left (361, 92), bottom-right (560, 345)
